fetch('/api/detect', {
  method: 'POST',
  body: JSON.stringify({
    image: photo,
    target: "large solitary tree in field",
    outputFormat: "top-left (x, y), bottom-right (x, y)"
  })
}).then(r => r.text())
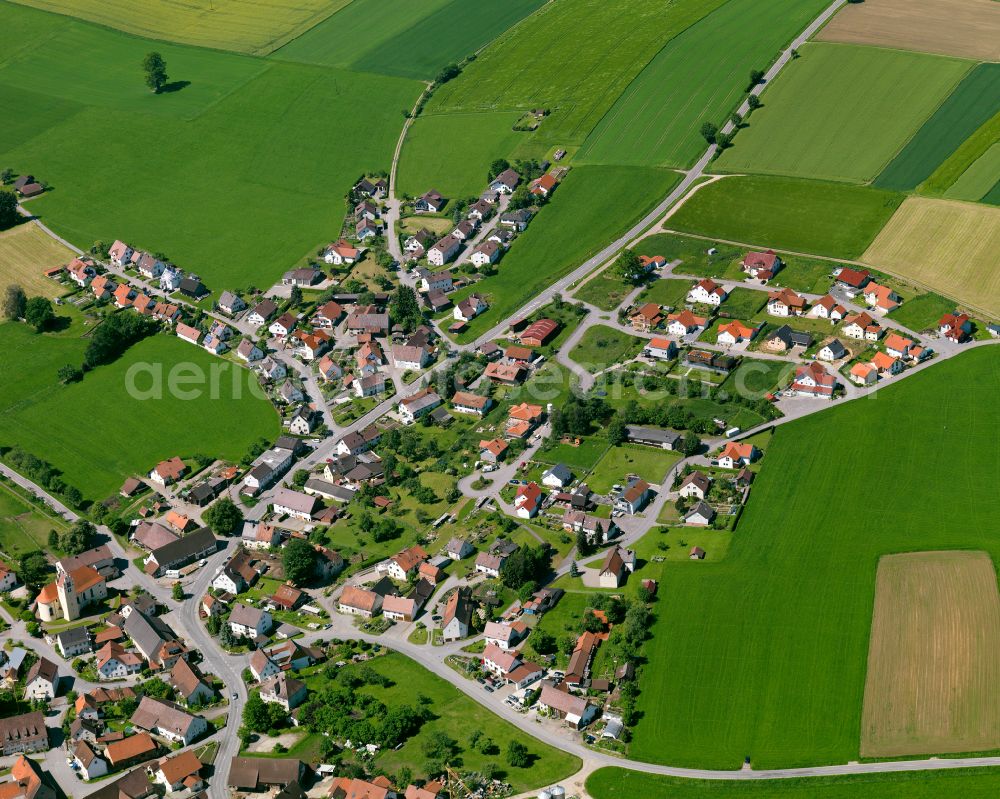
top-left (613, 248), bottom-right (645, 284)
top-left (0, 189), bottom-right (18, 230)
top-left (24, 297), bottom-right (55, 332)
top-left (142, 52), bottom-right (169, 93)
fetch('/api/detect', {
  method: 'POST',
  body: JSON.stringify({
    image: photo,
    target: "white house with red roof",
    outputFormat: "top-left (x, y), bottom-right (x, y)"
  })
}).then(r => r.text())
top-left (514, 482), bottom-right (543, 519)
top-left (863, 282), bottom-right (902, 312)
top-left (938, 312), bottom-right (973, 343)
top-left (850, 362), bottom-right (877, 387)
top-left (108, 240), bottom-right (134, 267)
top-left (790, 362), bottom-right (837, 398)
top-left (741, 250), bottom-right (782, 280)
top-left (834, 267), bottom-right (871, 294)
top-left (716, 320), bottom-right (758, 346)
top-left (646, 337), bottom-right (677, 360)
top-left (666, 310), bottom-right (707, 337)
top-left (767, 288), bottom-right (807, 316)
top-left (323, 239), bottom-right (359, 265)
top-left (884, 333), bottom-right (914, 359)
top-left (809, 295), bottom-right (847, 321)
top-left (67, 258), bottom-right (96, 287)
top-left (718, 442), bottom-right (758, 470)
top-left (842, 312), bottom-right (882, 341)
top-left (687, 278), bottom-right (727, 306)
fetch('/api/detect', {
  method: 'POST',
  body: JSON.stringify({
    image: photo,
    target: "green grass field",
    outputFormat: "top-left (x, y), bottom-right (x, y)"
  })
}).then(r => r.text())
top-left (920, 110), bottom-right (1000, 197)
top-left (587, 768), bottom-right (1000, 799)
top-left (572, 270), bottom-right (639, 311)
top-left (396, 111), bottom-right (524, 199)
top-left (636, 278), bottom-right (692, 310)
top-left (0, 481), bottom-right (67, 557)
top-left (725, 358), bottom-right (793, 396)
top-left (273, 0), bottom-right (545, 80)
top-left (0, 3), bottom-right (421, 293)
top-left (9, 0), bottom-right (349, 55)
top-left (576, 0), bottom-right (829, 168)
top-left (717, 44), bottom-right (970, 182)
top-left (304, 652), bottom-right (580, 790)
top-left (874, 64), bottom-right (1000, 191)
top-left (534, 437), bottom-right (610, 472)
top-left (945, 143), bottom-right (1000, 202)
top-left (983, 179), bottom-right (1000, 206)
top-left (569, 325), bottom-right (645, 373)
top-left (585, 445), bottom-right (680, 494)
top-left (424, 0), bottom-right (729, 154)
top-left (0, 322), bottom-right (278, 500)
top-left (446, 166), bottom-right (680, 340)
top-left (886, 292), bottom-right (958, 332)
top-left (720, 287), bottom-right (767, 318)
top-left (667, 176), bottom-right (904, 259)
top-left (626, 346), bottom-right (1000, 768)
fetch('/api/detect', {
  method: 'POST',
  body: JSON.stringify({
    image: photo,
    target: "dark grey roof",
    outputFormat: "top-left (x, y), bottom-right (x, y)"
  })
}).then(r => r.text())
top-left (767, 325), bottom-right (794, 347)
top-left (57, 626), bottom-right (92, 647)
top-left (821, 338), bottom-right (847, 358)
top-left (150, 527), bottom-right (217, 567)
top-left (627, 425), bottom-right (681, 446)
top-left (545, 463), bottom-right (573, 482)
top-left (124, 610), bottom-right (178, 659)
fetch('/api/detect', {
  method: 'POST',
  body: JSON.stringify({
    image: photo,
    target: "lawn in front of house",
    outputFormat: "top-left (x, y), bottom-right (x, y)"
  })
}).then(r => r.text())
top-left (719, 287), bottom-right (767, 319)
top-left (569, 325), bottom-right (645, 373)
top-left (584, 445), bottom-right (681, 494)
top-left (534, 437), bottom-right (610, 472)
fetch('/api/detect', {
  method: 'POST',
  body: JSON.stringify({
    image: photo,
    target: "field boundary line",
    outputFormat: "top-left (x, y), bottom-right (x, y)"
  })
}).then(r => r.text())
top-left (872, 57), bottom-right (978, 188)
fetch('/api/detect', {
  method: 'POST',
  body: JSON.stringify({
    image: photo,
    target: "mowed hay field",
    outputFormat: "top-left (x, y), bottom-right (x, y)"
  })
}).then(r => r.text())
top-left (627, 347), bottom-right (1000, 768)
top-left (575, 0), bottom-right (830, 168)
top-left (861, 551), bottom-right (1000, 758)
top-left (863, 197), bottom-right (1000, 317)
top-left (424, 0), bottom-right (730, 152)
top-left (8, 0), bottom-right (349, 55)
top-left (0, 3), bottom-right (421, 292)
top-left (667, 175), bottom-right (903, 259)
top-left (0, 223), bottom-right (78, 299)
top-left (716, 44), bottom-right (970, 183)
top-left (874, 64), bottom-right (1000, 191)
top-left (587, 767), bottom-right (1000, 799)
top-left (274, 0), bottom-right (546, 80)
top-left (817, 0), bottom-right (1000, 62)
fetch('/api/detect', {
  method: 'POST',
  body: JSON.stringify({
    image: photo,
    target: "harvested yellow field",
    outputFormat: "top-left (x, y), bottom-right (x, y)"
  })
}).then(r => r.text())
top-left (817, 0), bottom-right (1000, 61)
top-left (10, 0), bottom-right (349, 56)
top-left (863, 197), bottom-right (1000, 317)
top-left (861, 551), bottom-right (1000, 758)
top-left (0, 223), bottom-right (76, 299)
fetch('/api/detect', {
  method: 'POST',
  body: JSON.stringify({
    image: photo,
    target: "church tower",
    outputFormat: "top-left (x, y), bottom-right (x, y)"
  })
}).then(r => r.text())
top-left (56, 569), bottom-right (81, 621)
